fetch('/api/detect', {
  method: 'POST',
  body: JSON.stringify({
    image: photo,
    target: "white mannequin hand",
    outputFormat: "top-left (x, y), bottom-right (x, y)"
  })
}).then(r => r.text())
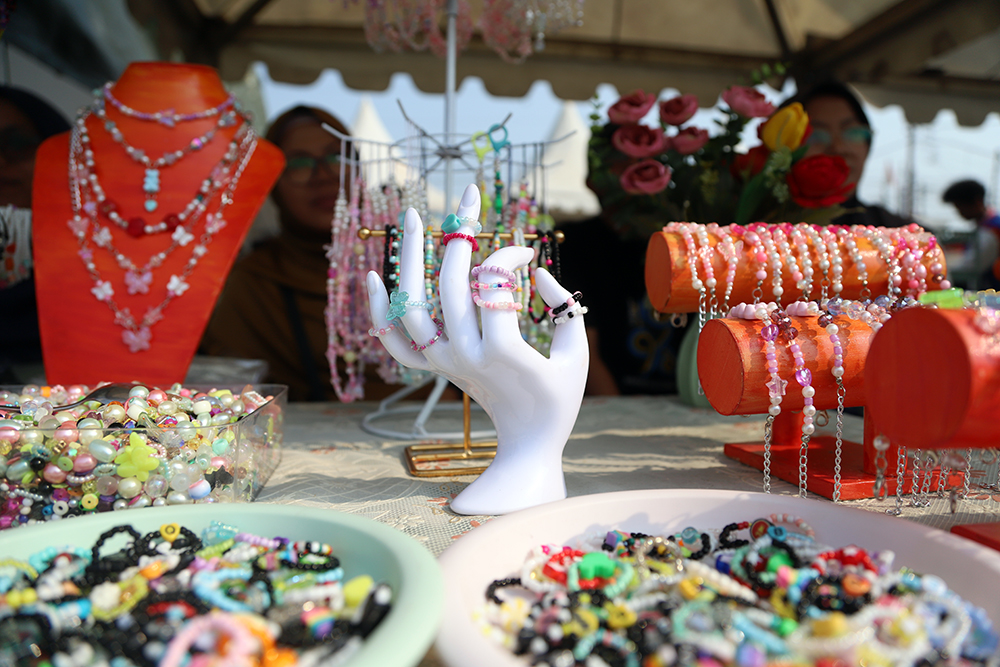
top-left (366, 184), bottom-right (589, 515)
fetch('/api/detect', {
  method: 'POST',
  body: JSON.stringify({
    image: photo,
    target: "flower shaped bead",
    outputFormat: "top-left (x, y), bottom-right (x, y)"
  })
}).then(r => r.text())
top-left (114, 433), bottom-right (160, 482)
top-left (385, 290), bottom-right (409, 320)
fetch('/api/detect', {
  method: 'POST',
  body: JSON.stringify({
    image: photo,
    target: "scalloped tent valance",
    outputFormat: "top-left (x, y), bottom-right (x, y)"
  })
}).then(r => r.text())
top-left (10, 0), bottom-right (1000, 127)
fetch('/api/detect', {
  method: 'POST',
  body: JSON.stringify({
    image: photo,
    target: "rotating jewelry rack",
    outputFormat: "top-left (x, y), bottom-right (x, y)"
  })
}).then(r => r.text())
top-left (324, 107), bottom-right (572, 476)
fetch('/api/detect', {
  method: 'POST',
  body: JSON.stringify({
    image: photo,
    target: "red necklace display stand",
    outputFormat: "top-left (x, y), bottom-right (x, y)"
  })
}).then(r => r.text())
top-left (645, 226), bottom-right (950, 499)
top-left (32, 62), bottom-right (283, 386)
top-left (866, 307), bottom-right (1000, 549)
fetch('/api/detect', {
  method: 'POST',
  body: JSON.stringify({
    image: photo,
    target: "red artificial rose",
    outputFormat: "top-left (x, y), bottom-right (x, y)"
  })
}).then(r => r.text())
top-left (730, 145), bottom-right (771, 181)
top-left (787, 155), bottom-right (854, 208)
top-left (612, 124), bottom-right (671, 158)
top-left (607, 90), bottom-right (657, 125)
top-left (722, 85), bottom-right (776, 119)
top-left (659, 94), bottom-right (699, 126)
top-left (671, 127), bottom-right (709, 155)
top-left (619, 159), bottom-right (672, 195)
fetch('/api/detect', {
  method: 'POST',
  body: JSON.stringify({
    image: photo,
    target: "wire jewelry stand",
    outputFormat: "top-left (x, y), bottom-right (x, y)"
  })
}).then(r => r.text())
top-left (327, 105), bottom-right (570, 475)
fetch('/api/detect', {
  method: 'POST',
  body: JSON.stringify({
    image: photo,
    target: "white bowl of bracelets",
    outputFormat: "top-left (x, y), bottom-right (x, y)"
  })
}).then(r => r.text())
top-left (436, 489), bottom-right (1000, 667)
top-left (0, 502), bottom-right (444, 666)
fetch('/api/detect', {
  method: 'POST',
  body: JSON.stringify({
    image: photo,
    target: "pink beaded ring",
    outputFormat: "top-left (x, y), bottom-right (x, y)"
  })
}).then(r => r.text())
top-left (471, 264), bottom-right (517, 282)
top-left (368, 323), bottom-right (396, 338)
top-left (470, 281), bottom-right (517, 291)
top-left (410, 317), bottom-right (445, 352)
top-left (442, 232), bottom-right (480, 252)
top-left (472, 293), bottom-right (523, 311)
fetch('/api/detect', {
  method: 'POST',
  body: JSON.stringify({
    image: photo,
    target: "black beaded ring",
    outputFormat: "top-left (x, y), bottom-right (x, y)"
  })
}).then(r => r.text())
top-left (550, 291), bottom-right (583, 316)
top-left (485, 576), bottom-right (522, 604)
top-left (280, 552), bottom-right (341, 572)
top-left (85, 525), bottom-right (142, 583)
top-left (136, 526), bottom-right (202, 558)
top-left (718, 522), bottom-right (751, 550)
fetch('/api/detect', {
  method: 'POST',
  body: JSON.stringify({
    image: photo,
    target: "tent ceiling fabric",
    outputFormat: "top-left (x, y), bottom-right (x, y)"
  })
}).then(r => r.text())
top-left (131, 0), bottom-right (999, 125)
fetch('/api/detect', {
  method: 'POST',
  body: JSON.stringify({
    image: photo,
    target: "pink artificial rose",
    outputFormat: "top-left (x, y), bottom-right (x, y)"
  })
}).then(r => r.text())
top-left (607, 90), bottom-right (657, 125)
top-left (658, 94), bottom-right (699, 126)
top-left (671, 127), bottom-right (709, 155)
top-left (619, 159), bottom-right (672, 195)
top-left (611, 124), bottom-right (671, 159)
top-left (722, 85), bottom-right (776, 118)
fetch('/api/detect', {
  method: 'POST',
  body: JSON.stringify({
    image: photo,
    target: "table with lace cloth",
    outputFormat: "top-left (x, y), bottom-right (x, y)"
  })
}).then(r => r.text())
top-left (259, 395), bottom-right (1000, 554)
top-left (256, 395), bottom-right (1000, 667)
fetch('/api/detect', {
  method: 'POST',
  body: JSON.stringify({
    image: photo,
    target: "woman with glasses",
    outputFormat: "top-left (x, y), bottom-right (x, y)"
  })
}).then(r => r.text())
top-left (791, 79), bottom-right (912, 229)
top-left (0, 86), bottom-right (71, 383)
top-left (202, 106), bottom-right (367, 401)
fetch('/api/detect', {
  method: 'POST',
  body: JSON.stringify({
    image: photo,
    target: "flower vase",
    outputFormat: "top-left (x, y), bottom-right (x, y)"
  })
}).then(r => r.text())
top-left (676, 321), bottom-right (712, 409)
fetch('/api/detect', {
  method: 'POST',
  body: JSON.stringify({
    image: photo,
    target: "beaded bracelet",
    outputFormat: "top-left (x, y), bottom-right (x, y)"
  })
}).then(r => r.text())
top-left (410, 317), bottom-right (445, 352)
top-left (442, 232), bottom-right (480, 252)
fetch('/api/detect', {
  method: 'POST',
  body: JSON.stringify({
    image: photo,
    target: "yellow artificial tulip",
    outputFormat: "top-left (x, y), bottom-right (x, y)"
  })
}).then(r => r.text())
top-left (760, 102), bottom-right (810, 151)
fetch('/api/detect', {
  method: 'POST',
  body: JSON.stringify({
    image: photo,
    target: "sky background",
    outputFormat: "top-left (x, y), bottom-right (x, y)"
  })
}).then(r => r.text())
top-left (257, 62), bottom-right (1000, 232)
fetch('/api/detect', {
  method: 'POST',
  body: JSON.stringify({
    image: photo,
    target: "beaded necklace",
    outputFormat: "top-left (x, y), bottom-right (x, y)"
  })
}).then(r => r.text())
top-left (92, 97), bottom-right (244, 214)
top-left (73, 123), bottom-right (250, 294)
top-left (101, 82), bottom-right (236, 126)
top-left (75, 109), bottom-right (250, 237)
top-left (67, 124), bottom-right (257, 353)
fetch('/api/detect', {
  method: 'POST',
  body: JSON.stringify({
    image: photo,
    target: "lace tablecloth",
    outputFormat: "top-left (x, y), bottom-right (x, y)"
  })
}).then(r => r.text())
top-left (258, 395), bottom-right (1000, 556)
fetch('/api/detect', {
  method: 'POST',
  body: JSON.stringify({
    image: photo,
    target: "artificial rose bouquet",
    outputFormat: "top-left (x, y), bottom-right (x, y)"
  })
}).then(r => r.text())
top-left (587, 84), bottom-right (854, 235)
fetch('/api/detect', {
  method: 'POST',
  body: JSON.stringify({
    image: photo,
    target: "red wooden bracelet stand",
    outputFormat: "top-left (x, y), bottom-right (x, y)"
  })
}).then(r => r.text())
top-left (867, 307), bottom-right (1000, 549)
top-left (646, 225), bottom-right (956, 499)
top-left (696, 314), bottom-right (937, 499)
top-left (645, 229), bottom-right (946, 314)
top-left (32, 62), bottom-right (284, 386)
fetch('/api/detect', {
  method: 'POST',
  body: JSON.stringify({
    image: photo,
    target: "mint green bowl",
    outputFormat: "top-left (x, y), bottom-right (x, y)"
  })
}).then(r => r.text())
top-left (0, 502), bottom-right (444, 667)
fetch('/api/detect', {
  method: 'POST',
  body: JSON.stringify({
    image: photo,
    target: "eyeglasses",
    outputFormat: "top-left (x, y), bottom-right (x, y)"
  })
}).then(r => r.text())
top-left (0, 127), bottom-right (41, 163)
top-left (282, 152), bottom-right (343, 184)
top-left (805, 126), bottom-right (873, 148)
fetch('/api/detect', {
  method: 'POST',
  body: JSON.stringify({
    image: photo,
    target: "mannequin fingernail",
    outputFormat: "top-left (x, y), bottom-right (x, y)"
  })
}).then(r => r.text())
top-left (460, 184), bottom-right (478, 208)
top-left (367, 272), bottom-right (379, 295)
top-left (405, 209), bottom-right (419, 235)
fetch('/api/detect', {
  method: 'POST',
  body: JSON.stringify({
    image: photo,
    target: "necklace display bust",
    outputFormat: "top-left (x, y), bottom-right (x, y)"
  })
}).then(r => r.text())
top-left (32, 62), bottom-right (284, 385)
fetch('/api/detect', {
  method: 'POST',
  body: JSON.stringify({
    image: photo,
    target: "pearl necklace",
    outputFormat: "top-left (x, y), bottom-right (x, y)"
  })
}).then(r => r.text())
top-left (67, 124), bottom-right (258, 353)
top-left (91, 96), bottom-right (245, 214)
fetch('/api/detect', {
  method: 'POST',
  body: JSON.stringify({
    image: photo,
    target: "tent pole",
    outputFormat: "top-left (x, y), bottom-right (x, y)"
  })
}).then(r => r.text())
top-left (444, 0), bottom-right (458, 212)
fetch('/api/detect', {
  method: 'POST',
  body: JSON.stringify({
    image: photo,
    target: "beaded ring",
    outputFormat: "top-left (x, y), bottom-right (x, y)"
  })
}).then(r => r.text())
top-left (470, 281), bottom-right (516, 291)
top-left (550, 291), bottom-right (583, 316)
top-left (471, 264), bottom-right (517, 282)
top-left (472, 293), bottom-right (523, 311)
top-left (552, 302), bottom-right (587, 325)
top-left (441, 213), bottom-right (482, 235)
top-left (159, 611), bottom-right (259, 667)
top-left (367, 323), bottom-right (396, 338)
top-left (410, 317), bottom-right (445, 352)
top-left (385, 291), bottom-right (433, 320)
top-left (442, 232), bottom-right (480, 252)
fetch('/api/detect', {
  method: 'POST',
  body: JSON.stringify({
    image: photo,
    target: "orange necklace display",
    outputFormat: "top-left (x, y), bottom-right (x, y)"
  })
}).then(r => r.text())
top-left (67, 116), bottom-right (258, 352)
